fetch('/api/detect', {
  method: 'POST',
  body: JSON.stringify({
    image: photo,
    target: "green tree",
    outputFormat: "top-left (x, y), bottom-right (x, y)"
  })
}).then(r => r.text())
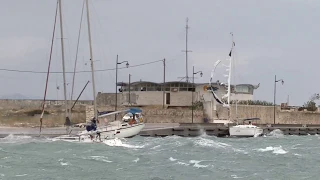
top-left (303, 93), bottom-right (319, 111)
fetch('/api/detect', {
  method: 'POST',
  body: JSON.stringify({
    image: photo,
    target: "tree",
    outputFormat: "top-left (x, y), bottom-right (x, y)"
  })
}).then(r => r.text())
top-left (303, 93), bottom-right (320, 111)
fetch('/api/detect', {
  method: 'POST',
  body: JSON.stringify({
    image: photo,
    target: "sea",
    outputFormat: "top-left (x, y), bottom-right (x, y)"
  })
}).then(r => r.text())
top-left (0, 130), bottom-right (319, 180)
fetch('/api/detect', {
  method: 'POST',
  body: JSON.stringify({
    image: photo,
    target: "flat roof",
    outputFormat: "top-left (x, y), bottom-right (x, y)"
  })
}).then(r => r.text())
top-left (117, 81), bottom-right (260, 89)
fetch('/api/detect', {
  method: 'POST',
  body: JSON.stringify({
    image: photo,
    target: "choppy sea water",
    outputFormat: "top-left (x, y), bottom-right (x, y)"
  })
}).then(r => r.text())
top-left (0, 130), bottom-right (319, 180)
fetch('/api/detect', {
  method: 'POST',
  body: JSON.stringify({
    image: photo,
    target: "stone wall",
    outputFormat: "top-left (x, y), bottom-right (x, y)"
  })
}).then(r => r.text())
top-left (85, 105), bottom-right (205, 124)
top-left (0, 99), bottom-right (93, 110)
top-left (213, 104), bottom-right (320, 124)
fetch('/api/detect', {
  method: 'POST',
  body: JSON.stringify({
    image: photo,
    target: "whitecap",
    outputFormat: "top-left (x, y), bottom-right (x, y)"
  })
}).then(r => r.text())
top-left (176, 162), bottom-right (189, 166)
top-left (0, 173), bottom-right (4, 177)
top-left (266, 129), bottom-right (284, 137)
top-left (58, 158), bottom-right (71, 166)
top-left (133, 158), bottom-right (140, 163)
top-left (257, 146), bottom-right (288, 154)
top-left (15, 174), bottom-right (28, 177)
top-left (194, 137), bottom-right (230, 149)
top-left (189, 160), bottom-right (209, 168)
top-left (169, 157), bottom-right (177, 161)
top-left (231, 174), bottom-right (244, 179)
top-left (103, 138), bottom-right (144, 149)
top-left (88, 156), bottom-right (112, 163)
top-left (150, 145), bottom-right (161, 149)
top-left (60, 162), bottom-right (70, 166)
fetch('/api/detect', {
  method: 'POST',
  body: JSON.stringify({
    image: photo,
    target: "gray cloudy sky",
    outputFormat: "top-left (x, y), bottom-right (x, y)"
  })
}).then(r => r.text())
top-left (0, 0), bottom-right (319, 106)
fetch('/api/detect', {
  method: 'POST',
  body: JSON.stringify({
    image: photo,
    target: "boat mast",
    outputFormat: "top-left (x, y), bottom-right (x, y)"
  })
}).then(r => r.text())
top-left (39, 0), bottom-right (59, 134)
top-left (227, 32), bottom-right (235, 121)
top-left (58, 0), bottom-right (70, 131)
top-left (85, 0), bottom-right (98, 120)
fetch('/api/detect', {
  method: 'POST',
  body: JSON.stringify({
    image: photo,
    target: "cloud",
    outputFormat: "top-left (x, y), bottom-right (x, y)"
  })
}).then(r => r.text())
top-left (0, 36), bottom-right (47, 62)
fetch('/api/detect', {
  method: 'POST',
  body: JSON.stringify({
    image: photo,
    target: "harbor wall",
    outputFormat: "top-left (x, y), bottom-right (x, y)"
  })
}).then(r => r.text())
top-left (213, 104), bottom-right (320, 124)
top-left (1, 99), bottom-right (320, 126)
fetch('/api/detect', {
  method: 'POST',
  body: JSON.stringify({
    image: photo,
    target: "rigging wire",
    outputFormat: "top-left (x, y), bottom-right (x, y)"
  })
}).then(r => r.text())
top-left (40, 0), bottom-right (59, 134)
top-left (71, 0), bottom-right (85, 101)
top-left (0, 59), bottom-right (164, 74)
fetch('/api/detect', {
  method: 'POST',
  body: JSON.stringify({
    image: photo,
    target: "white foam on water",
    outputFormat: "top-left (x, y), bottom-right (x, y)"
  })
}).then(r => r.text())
top-left (88, 156), bottom-right (112, 163)
top-left (257, 146), bottom-right (288, 154)
top-left (0, 134), bottom-right (33, 143)
top-left (0, 173), bottom-right (4, 177)
top-left (266, 129), bottom-right (284, 138)
top-left (194, 137), bottom-right (231, 149)
top-left (103, 138), bottom-right (144, 149)
top-left (176, 162), bottom-right (189, 166)
top-left (150, 145), bottom-right (161, 149)
top-left (133, 158), bottom-right (140, 163)
top-left (15, 174), bottom-right (28, 177)
top-left (189, 160), bottom-right (209, 168)
top-left (169, 157), bottom-right (177, 161)
top-left (58, 158), bottom-right (71, 166)
top-left (231, 174), bottom-right (244, 179)
top-left (294, 153), bottom-right (302, 156)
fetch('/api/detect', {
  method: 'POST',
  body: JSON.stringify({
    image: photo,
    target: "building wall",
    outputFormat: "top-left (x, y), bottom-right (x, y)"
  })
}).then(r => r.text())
top-left (119, 91), bottom-right (195, 106)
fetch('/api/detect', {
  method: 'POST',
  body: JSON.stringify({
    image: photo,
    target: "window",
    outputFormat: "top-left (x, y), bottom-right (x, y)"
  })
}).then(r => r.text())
top-left (235, 86), bottom-right (249, 93)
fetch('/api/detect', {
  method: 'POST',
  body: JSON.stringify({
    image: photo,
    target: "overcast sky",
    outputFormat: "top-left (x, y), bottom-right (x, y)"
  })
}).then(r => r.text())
top-left (0, 0), bottom-right (319, 106)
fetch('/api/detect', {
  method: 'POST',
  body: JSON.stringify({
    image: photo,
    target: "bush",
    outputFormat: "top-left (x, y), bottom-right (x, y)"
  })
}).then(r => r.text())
top-left (222, 100), bottom-right (274, 106)
top-left (191, 101), bottom-right (203, 110)
top-left (25, 110), bottom-right (49, 116)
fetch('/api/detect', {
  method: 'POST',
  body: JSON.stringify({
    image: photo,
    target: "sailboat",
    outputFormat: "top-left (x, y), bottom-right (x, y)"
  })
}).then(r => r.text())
top-left (209, 33), bottom-right (263, 137)
top-left (49, 0), bottom-right (145, 142)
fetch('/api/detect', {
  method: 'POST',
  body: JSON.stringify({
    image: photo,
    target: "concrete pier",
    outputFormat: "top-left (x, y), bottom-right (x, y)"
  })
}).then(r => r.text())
top-left (138, 123), bottom-right (320, 137)
top-left (1, 123), bottom-right (320, 138)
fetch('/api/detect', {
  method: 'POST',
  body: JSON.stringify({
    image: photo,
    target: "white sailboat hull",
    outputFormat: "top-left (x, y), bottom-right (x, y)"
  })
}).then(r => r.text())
top-left (97, 123), bottom-right (145, 139)
top-left (54, 123), bottom-right (145, 142)
top-left (229, 125), bottom-right (263, 137)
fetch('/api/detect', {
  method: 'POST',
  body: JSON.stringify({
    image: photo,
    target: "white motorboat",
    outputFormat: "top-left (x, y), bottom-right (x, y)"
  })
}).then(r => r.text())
top-left (229, 124), bottom-right (263, 137)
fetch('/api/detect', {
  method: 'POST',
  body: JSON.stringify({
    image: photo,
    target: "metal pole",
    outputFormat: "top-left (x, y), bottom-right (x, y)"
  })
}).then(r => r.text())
top-left (129, 74), bottom-right (131, 105)
top-left (163, 58), bottom-right (165, 109)
top-left (274, 75), bottom-right (276, 124)
top-left (71, 81), bottom-right (89, 110)
top-left (192, 66), bottom-right (194, 123)
top-left (86, 0), bottom-right (98, 120)
top-left (58, 0), bottom-right (70, 132)
top-left (115, 54), bottom-right (118, 120)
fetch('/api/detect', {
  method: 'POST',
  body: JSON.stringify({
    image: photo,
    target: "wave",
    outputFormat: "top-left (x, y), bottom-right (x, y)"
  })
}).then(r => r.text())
top-left (257, 146), bottom-right (288, 154)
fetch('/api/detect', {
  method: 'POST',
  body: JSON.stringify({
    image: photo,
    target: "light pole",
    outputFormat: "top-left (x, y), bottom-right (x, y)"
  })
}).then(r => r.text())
top-left (128, 74), bottom-right (131, 105)
top-left (162, 58), bottom-right (166, 109)
top-left (274, 75), bottom-right (284, 124)
top-left (192, 66), bottom-right (203, 123)
top-left (115, 55), bottom-right (129, 120)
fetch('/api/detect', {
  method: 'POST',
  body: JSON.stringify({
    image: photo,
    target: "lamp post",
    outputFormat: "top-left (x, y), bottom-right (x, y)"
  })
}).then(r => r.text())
top-left (192, 66), bottom-right (203, 123)
top-left (274, 75), bottom-right (284, 124)
top-left (115, 54), bottom-right (129, 120)
top-left (162, 58), bottom-right (166, 109)
top-left (129, 74), bottom-right (131, 105)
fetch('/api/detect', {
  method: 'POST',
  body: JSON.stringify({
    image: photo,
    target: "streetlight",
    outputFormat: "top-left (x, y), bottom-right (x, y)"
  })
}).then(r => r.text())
top-left (274, 75), bottom-right (284, 124)
top-left (129, 74), bottom-right (131, 105)
top-left (192, 66), bottom-right (203, 123)
top-left (115, 54), bottom-right (129, 120)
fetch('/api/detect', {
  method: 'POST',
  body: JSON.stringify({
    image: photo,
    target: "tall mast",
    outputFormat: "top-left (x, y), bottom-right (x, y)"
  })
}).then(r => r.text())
top-left (227, 32), bottom-right (235, 121)
top-left (86, 0), bottom-right (98, 120)
top-left (58, 0), bottom-right (69, 127)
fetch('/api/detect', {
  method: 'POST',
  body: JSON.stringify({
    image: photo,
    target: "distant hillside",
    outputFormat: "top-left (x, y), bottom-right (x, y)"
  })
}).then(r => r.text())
top-left (0, 93), bottom-right (41, 100)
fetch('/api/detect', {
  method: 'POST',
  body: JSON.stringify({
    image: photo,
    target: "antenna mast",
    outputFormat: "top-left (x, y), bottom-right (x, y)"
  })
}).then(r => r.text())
top-left (182, 17), bottom-right (192, 82)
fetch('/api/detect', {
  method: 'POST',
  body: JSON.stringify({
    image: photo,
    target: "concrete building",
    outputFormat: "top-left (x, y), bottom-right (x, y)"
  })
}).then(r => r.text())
top-left (96, 81), bottom-right (260, 107)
